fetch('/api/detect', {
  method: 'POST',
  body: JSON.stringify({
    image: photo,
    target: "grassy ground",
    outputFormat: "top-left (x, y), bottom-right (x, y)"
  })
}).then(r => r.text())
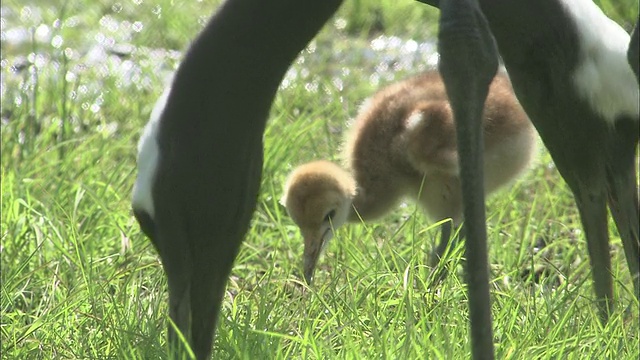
top-left (2, 0), bottom-right (638, 359)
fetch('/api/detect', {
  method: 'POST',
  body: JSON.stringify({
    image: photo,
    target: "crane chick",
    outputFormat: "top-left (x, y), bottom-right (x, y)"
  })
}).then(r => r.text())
top-left (282, 70), bottom-right (538, 284)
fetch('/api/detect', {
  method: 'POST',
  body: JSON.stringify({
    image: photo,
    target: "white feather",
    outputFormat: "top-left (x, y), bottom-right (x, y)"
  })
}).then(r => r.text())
top-left (131, 86), bottom-right (172, 219)
top-left (565, 0), bottom-right (639, 123)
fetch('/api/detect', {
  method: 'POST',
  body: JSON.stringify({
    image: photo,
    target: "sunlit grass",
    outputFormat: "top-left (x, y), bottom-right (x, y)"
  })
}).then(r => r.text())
top-left (2, 0), bottom-right (638, 359)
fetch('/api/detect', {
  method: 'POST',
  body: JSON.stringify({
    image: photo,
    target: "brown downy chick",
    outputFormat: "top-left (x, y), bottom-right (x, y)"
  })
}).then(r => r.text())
top-left (281, 160), bottom-right (356, 283)
top-left (284, 70), bottom-right (538, 284)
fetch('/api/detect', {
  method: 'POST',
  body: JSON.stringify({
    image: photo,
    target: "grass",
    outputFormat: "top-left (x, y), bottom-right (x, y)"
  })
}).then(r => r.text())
top-left (1, 0), bottom-right (638, 358)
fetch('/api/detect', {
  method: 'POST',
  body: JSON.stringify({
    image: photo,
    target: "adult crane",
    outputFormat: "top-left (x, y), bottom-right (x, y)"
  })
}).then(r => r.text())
top-left (426, 0), bottom-right (639, 358)
top-left (132, 0), bottom-right (639, 359)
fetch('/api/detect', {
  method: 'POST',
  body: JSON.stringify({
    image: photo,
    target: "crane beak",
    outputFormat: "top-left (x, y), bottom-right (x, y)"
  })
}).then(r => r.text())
top-left (303, 226), bottom-right (333, 284)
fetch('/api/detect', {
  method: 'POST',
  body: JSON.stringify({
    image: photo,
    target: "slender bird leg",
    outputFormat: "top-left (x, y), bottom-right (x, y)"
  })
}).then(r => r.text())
top-left (628, 19), bottom-right (639, 83)
top-left (427, 221), bottom-right (454, 285)
top-left (431, 220), bottom-right (453, 266)
top-left (541, 115), bottom-right (616, 320)
top-left (438, 0), bottom-right (498, 359)
top-left (573, 185), bottom-right (614, 319)
top-left (434, 222), bottom-right (467, 262)
top-left (429, 222), bottom-right (466, 285)
top-left (606, 117), bottom-right (640, 300)
top-left (430, 221), bottom-right (462, 266)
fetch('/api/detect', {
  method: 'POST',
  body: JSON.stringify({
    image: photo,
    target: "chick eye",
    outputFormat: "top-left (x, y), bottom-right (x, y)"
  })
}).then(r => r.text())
top-left (324, 209), bottom-right (336, 223)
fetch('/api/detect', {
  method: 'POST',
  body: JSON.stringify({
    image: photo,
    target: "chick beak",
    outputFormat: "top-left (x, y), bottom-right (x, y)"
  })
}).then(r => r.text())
top-left (303, 227), bottom-right (332, 284)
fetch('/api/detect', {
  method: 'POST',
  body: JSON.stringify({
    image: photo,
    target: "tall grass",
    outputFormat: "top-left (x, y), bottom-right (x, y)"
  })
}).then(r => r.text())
top-left (2, 0), bottom-right (638, 358)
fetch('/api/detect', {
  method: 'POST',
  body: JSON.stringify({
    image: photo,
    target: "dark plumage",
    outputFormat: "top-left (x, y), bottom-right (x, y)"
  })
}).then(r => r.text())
top-left (132, 1), bottom-right (342, 358)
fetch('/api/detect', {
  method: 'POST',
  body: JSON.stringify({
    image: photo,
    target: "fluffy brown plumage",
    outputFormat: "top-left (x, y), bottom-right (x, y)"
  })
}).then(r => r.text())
top-left (282, 70), bottom-right (538, 283)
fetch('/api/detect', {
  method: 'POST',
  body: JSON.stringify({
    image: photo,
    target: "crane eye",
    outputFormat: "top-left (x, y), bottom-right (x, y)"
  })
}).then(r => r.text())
top-left (324, 209), bottom-right (336, 223)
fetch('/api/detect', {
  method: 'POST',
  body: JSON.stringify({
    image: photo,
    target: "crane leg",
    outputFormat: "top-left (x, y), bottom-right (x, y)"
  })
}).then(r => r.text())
top-left (438, 0), bottom-right (498, 358)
